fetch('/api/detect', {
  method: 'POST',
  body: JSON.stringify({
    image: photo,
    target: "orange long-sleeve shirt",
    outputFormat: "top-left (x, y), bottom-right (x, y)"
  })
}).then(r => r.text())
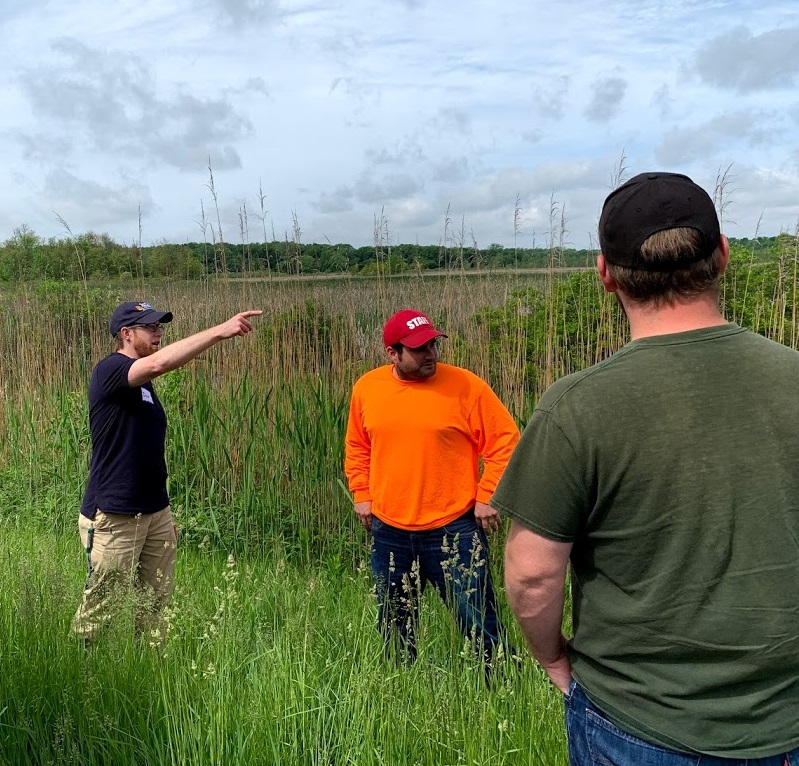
top-left (344, 363), bottom-right (520, 531)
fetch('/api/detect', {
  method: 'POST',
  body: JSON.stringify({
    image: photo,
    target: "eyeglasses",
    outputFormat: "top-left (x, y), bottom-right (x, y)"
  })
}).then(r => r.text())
top-left (130, 323), bottom-right (165, 333)
top-left (406, 338), bottom-right (439, 352)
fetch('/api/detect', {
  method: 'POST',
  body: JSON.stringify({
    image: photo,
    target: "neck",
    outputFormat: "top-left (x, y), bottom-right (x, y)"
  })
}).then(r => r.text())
top-left (391, 365), bottom-right (436, 382)
top-left (117, 342), bottom-right (143, 360)
top-left (392, 367), bottom-right (420, 382)
top-left (622, 292), bottom-right (728, 340)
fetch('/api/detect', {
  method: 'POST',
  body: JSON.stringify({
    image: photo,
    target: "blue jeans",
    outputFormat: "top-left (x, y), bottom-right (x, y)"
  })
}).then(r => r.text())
top-left (370, 509), bottom-right (503, 665)
top-left (565, 680), bottom-right (799, 765)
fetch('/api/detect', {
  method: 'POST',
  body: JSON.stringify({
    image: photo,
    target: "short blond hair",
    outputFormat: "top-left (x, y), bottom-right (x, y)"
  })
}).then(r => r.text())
top-left (606, 228), bottom-right (724, 306)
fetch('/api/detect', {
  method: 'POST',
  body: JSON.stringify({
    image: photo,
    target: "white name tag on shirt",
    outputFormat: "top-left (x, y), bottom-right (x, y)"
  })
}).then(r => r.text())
top-left (141, 388), bottom-right (154, 404)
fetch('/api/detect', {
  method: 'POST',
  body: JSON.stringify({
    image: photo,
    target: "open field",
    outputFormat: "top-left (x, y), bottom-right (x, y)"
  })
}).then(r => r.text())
top-left (0, 524), bottom-right (567, 766)
top-left (0, 269), bottom-right (623, 555)
top-left (0, 254), bottom-right (796, 764)
top-left (226, 266), bottom-right (591, 283)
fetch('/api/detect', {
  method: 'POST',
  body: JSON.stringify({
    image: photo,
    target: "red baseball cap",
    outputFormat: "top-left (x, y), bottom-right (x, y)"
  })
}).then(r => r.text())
top-left (383, 309), bottom-right (448, 348)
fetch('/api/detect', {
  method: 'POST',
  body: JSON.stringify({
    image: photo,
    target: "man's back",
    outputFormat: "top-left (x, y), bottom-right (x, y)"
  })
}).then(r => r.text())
top-left (494, 324), bottom-right (799, 756)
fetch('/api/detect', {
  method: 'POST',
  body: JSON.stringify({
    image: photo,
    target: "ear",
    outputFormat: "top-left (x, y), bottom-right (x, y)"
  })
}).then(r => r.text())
top-left (385, 345), bottom-right (399, 364)
top-left (716, 235), bottom-right (730, 275)
top-left (597, 254), bottom-right (618, 293)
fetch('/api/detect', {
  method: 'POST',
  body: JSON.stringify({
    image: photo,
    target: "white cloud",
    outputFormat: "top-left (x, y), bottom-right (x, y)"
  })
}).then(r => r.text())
top-left (520, 129), bottom-right (542, 145)
top-left (45, 169), bottom-right (156, 231)
top-left (198, 0), bottom-right (284, 28)
top-left (531, 76), bottom-right (570, 121)
top-left (650, 84), bottom-right (674, 120)
top-left (708, 163), bottom-right (799, 234)
top-left (354, 172), bottom-right (423, 204)
top-left (18, 39), bottom-right (253, 172)
top-left (693, 26), bottom-right (799, 93)
top-left (315, 186), bottom-right (354, 214)
top-left (430, 158), bottom-right (471, 183)
top-left (584, 76), bottom-right (627, 123)
top-left (655, 111), bottom-right (777, 165)
top-left (0, 0), bottom-right (795, 247)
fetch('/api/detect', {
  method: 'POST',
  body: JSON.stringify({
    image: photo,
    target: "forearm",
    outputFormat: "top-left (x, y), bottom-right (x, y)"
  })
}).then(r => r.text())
top-left (130, 325), bottom-right (227, 384)
top-left (505, 568), bottom-right (567, 665)
top-left (154, 325), bottom-right (227, 373)
top-left (504, 522), bottom-right (571, 667)
top-left (127, 310), bottom-right (260, 386)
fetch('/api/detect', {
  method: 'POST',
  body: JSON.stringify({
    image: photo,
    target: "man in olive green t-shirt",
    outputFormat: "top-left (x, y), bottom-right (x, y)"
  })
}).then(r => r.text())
top-left (492, 173), bottom-right (799, 764)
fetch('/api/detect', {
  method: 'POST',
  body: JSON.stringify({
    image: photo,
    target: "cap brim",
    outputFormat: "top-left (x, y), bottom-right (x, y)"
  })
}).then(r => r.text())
top-left (401, 327), bottom-right (448, 349)
top-left (134, 309), bottom-right (173, 325)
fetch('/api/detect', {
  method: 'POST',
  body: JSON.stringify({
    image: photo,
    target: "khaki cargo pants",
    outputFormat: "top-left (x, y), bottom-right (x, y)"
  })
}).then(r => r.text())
top-left (72, 507), bottom-right (177, 645)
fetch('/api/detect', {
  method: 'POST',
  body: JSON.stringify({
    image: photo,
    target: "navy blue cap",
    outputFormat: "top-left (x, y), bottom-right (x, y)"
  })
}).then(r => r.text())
top-left (110, 302), bottom-right (173, 336)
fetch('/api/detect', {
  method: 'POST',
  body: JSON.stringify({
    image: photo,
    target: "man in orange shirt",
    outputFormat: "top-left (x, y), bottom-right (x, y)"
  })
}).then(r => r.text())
top-left (345, 309), bottom-right (520, 668)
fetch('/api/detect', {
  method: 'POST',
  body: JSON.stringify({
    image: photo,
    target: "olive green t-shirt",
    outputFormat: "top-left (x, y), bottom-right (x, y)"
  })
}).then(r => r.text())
top-left (492, 324), bottom-right (799, 758)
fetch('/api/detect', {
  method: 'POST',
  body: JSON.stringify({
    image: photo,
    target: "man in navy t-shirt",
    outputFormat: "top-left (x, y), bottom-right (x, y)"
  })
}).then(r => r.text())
top-left (73, 301), bottom-right (261, 644)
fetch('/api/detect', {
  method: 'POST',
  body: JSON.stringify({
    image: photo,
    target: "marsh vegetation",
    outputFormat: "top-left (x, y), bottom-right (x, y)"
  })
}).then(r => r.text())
top-left (0, 235), bottom-right (797, 763)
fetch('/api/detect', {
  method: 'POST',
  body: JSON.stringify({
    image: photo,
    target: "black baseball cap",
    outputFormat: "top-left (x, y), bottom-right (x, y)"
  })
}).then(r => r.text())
top-left (110, 302), bottom-right (173, 336)
top-left (599, 172), bottom-right (721, 271)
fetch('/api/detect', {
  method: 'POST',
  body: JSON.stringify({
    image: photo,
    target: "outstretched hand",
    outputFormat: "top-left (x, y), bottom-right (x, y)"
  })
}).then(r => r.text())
top-left (219, 310), bottom-right (263, 339)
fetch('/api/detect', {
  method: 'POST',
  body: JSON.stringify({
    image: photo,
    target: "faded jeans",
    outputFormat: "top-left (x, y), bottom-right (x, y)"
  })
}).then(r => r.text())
top-left (565, 679), bottom-right (799, 766)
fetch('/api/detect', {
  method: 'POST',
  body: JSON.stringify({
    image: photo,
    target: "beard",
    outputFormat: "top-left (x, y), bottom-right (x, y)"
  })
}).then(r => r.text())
top-left (132, 334), bottom-right (159, 358)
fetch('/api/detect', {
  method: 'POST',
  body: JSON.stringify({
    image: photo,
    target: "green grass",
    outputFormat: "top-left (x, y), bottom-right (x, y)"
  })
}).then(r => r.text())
top-left (0, 523), bottom-right (567, 765)
top-left (2, 253), bottom-right (797, 764)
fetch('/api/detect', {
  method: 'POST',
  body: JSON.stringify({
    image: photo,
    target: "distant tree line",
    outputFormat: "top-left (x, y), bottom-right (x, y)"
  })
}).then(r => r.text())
top-left (0, 224), bottom-right (794, 282)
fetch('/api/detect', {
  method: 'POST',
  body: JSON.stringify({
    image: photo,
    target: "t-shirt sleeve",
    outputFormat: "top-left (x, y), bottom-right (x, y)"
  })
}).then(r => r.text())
top-left (491, 408), bottom-right (588, 542)
top-left (95, 354), bottom-right (136, 398)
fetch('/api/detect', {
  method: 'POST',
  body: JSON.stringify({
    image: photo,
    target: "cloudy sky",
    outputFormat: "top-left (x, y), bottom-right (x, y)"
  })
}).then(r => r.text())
top-left (1, 0), bottom-right (797, 249)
